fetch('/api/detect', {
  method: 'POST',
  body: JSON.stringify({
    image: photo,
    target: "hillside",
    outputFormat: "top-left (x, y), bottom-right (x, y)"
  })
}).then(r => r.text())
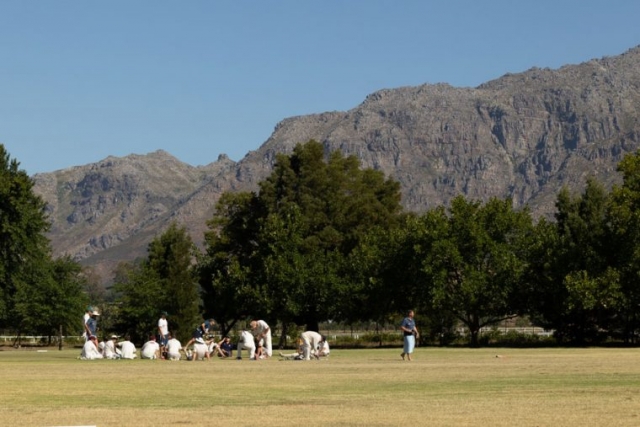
top-left (32, 46), bottom-right (640, 282)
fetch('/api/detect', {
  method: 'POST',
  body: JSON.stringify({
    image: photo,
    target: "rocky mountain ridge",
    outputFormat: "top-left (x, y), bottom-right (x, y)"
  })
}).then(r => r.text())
top-left (32, 46), bottom-right (640, 282)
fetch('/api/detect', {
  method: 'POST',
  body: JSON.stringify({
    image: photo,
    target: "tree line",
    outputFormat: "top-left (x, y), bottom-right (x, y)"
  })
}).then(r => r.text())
top-left (2, 141), bottom-right (640, 347)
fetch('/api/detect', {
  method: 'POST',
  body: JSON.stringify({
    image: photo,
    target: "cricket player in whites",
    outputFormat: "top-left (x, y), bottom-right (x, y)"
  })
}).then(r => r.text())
top-left (300, 330), bottom-right (323, 361)
top-left (250, 319), bottom-right (272, 358)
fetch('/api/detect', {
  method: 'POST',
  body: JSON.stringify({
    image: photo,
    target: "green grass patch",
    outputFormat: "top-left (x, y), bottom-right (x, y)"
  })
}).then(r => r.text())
top-left (1, 347), bottom-right (640, 426)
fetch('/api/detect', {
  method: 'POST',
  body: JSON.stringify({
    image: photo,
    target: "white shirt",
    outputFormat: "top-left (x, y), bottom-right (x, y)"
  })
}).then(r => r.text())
top-left (166, 338), bottom-right (182, 358)
top-left (141, 340), bottom-right (160, 359)
top-left (81, 340), bottom-right (103, 360)
top-left (158, 317), bottom-right (168, 336)
top-left (239, 330), bottom-right (255, 346)
top-left (83, 313), bottom-right (90, 338)
top-left (317, 340), bottom-right (330, 356)
top-left (117, 340), bottom-right (137, 359)
top-left (103, 339), bottom-right (119, 359)
top-left (193, 343), bottom-right (208, 360)
top-left (251, 320), bottom-right (270, 338)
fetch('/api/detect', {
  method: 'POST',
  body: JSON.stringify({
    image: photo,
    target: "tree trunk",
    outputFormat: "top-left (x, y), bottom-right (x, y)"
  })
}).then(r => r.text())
top-left (306, 318), bottom-right (320, 333)
top-left (468, 316), bottom-right (480, 348)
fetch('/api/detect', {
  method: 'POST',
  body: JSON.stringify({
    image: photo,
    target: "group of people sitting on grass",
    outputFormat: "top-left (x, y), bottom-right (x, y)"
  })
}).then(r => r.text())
top-left (80, 311), bottom-right (329, 361)
top-left (80, 331), bottom-right (235, 361)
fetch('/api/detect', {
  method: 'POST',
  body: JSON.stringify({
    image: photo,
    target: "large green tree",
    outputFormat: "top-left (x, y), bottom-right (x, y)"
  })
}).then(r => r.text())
top-left (0, 145), bottom-right (88, 339)
top-left (114, 222), bottom-right (200, 343)
top-left (197, 191), bottom-right (264, 335)
top-left (424, 196), bottom-right (534, 347)
top-left (198, 140), bottom-right (403, 334)
top-left (525, 178), bottom-right (619, 344)
top-left (13, 256), bottom-right (88, 342)
top-left (607, 152), bottom-right (640, 342)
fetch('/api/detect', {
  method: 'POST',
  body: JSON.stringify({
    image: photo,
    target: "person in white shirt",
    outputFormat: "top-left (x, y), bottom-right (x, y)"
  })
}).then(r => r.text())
top-left (300, 331), bottom-right (323, 361)
top-left (189, 337), bottom-right (209, 361)
top-left (157, 311), bottom-right (169, 358)
top-left (250, 319), bottom-right (272, 357)
top-left (103, 335), bottom-right (121, 359)
top-left (165, 332), bottom-right (183, 361)
top-left (82, 305), bottom-right (93, 341)
top-left (316, 337), bottom-right (330, 358)
top-left (141, 335), bottom-right (161, 359)
top-left (117, 335), bottom-right (137, 359)
top-left (236, 330), bottom-right (256, 360)
top-left (80, 335), bottom-right (103, 360)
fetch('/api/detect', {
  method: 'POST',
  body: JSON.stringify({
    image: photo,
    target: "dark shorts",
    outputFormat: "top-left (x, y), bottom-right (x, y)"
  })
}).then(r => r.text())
top-left (158, 334), bottom-right (169, 346)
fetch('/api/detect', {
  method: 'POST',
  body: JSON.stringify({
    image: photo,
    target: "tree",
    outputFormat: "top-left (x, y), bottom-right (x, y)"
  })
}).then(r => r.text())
top-left (12, 256), bottom-right (88, 343)
top-left (425, 196), bottom-right (534, 347)
top-left (607, 152), bottom-right (640, 342)
top-left (114, 222), bottom-right (200, 343)
top-left (525, 178), bottom-right (618, 343)
top-left (198, 140), bottom-right (404, 334)
top-left (257, 141), bottom-right (402, 331)
top-left (197, 191), bottom-right (265, 336)
top-left (0, 145), bottom-right (52, 330)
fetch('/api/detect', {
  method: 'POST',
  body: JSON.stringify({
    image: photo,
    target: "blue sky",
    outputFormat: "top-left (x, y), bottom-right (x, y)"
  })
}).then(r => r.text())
top-left (1, 1), bottom-right (639, 175)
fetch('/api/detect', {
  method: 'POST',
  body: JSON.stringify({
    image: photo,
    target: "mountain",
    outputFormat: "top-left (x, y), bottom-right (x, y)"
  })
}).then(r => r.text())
top-left (32, 46), bottom-right (640, 283)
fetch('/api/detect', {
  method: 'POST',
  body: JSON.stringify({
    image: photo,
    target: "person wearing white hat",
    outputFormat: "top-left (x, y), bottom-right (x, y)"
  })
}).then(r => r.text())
top-left (157, 311), bottom-right (169, 358)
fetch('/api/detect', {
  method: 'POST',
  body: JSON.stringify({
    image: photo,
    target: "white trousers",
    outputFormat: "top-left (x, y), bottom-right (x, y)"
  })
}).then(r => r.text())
top-left (237, 341), bottom-right (255, 359)
top-left (301, 332), bottom-right (322, 361)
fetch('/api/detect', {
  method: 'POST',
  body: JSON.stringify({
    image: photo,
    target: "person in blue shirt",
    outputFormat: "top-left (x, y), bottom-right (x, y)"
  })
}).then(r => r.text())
top-left (400, 310), bottom-right (419, 361)
top-left (184, 318), bottom-right (216, 349)
top-left (86, 309), bottom-right (100, 339)
top-left (218, 335), bottom-right (233, 358)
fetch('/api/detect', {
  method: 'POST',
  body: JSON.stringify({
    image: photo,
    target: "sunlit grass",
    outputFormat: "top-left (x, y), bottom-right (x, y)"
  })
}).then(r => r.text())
top-left (1, 347), bottom-right (639, 426)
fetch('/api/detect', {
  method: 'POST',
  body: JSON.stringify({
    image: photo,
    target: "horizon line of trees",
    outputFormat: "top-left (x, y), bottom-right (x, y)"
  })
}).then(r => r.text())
top-left (2, 141), bottom-right (640, 347)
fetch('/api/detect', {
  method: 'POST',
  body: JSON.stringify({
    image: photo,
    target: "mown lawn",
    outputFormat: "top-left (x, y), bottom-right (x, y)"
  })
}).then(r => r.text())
top-left (1, 346), bottom-right (639, 426)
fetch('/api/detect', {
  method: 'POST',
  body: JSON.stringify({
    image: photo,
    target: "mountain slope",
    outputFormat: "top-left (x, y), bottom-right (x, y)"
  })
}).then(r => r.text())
top-left (33, 46), bottom-right (640, 282)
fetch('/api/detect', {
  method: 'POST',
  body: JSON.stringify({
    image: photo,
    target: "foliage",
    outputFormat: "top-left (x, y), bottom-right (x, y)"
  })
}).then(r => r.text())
top-left (424, 196), bottom-right (535, 347)
top-left (113, 222), bottom-right (200, 342)
top-left (0, 145), bottom-right (87, 337)
top-left (198, 140), bottom-right (404, 332)
top-left (0, 145), bottom-right (52, 329)
top-left (526, 178), bottom-right (619, 343)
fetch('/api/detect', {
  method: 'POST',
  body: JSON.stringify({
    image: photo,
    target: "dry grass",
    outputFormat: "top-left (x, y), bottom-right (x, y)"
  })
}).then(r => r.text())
top-left (1, 346), bottom-right (639, 426)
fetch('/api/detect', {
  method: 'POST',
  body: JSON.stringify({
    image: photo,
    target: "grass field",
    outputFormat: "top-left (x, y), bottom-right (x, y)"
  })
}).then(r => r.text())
top-left (1, 346), bottom-right (639, 426)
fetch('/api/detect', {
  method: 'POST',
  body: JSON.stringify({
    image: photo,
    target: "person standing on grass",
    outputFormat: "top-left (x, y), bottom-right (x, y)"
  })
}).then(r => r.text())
top-left (82, 305), bottom-right (93, 341)
top-left (157, 311), bottom-right (169, 358)
top-left (400, 310), bottom-right (419, 361)
top-left (250, 319), bottom-right (272, 358)
top-left (86, 309), bottom-right (100, 339)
